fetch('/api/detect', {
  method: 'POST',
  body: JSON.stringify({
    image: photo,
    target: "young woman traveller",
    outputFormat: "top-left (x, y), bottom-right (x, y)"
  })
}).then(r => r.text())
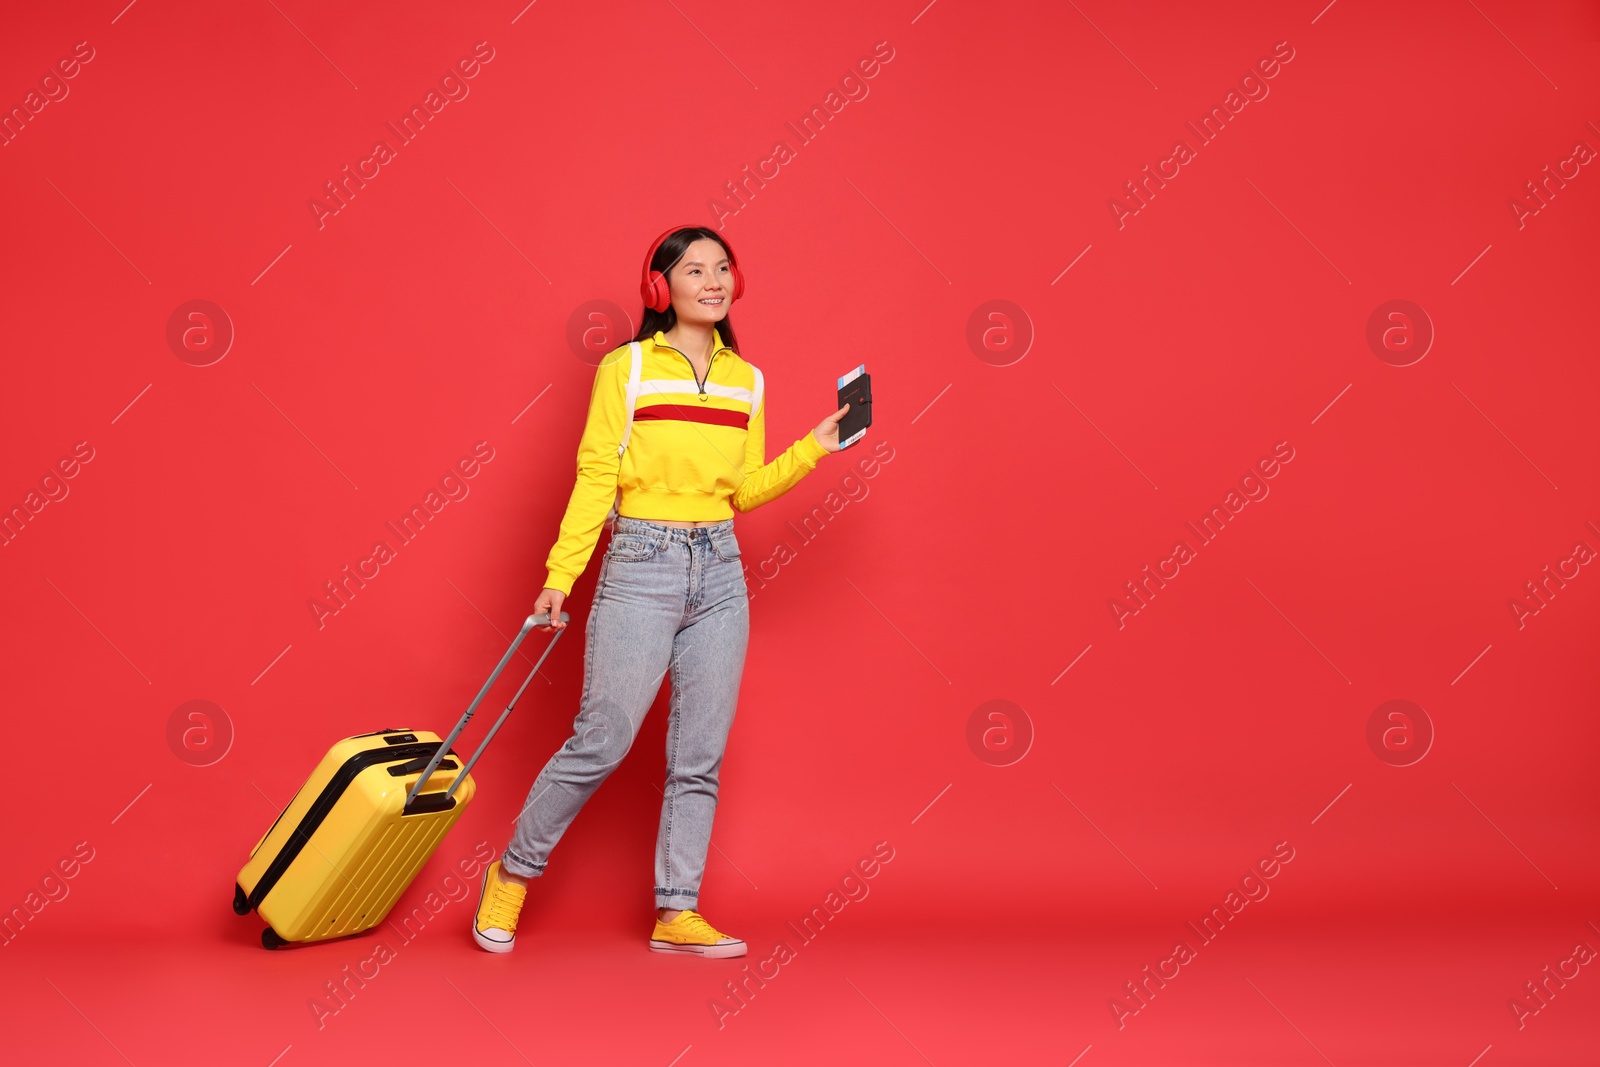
top-left (473, 224), bottom-right (853, 957)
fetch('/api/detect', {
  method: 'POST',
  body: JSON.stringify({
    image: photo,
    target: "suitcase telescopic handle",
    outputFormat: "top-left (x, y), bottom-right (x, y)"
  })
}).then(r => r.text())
top-left (403, 611), bottom-right (571, 811)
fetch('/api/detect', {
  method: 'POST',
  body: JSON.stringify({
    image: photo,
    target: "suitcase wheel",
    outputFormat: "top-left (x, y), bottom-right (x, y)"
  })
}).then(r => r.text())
top-left (261, 927), bottom-right (289, 951)
top-left (233, 884), bottom-right (251, 916)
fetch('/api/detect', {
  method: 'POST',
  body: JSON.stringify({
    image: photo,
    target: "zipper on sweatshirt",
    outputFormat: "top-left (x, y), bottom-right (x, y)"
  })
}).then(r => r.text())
top-left (654, 339), bottom-right (727, 401)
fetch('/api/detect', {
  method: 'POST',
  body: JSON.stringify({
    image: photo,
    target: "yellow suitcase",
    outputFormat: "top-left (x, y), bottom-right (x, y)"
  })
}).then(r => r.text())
top-left (234, 612), bottom-right (569, 949)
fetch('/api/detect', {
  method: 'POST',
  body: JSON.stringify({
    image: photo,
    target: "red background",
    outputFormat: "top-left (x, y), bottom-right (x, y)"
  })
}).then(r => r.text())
top-left (3, 1), bottom-right (1598, 1064)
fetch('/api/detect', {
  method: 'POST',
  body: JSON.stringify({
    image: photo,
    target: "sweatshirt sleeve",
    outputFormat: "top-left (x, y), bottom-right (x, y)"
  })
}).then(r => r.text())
top-left (543, 350), bottom-right (628, 596)
top-left (731, 387), bottom-right (829, 513)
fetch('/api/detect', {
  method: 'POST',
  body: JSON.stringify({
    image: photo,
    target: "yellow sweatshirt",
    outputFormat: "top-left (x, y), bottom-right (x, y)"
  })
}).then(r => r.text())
top-left (543, 328), bottom-right (829, 595)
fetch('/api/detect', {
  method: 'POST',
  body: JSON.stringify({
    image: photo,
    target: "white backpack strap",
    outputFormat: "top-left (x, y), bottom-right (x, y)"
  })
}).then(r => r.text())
top-left (606, 341), bottom-right (642, 529)
top-left (616, 340), bottom-right (642, 456)
top-left (749, 365), bottom-right (764, 421)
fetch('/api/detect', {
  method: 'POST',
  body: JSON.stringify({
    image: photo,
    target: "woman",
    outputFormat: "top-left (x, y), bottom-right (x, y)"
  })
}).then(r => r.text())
top-left (473, 224), bottom-right (853, 957)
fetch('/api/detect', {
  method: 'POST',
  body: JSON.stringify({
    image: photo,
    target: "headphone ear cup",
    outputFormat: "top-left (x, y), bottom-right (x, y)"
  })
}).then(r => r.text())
top-left (643, 269), bottom-right (670, 312)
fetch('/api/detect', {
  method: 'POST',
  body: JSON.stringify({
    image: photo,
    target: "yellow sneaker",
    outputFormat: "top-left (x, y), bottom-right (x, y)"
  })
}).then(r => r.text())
top-left (472, 861), bottom-right (527, 953)
top-left (649, 909), bottom-right (747, 958)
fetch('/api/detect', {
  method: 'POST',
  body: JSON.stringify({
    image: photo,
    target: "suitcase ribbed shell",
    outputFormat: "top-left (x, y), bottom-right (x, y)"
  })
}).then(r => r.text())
top-left (236, 729), bottom-right (476, 945)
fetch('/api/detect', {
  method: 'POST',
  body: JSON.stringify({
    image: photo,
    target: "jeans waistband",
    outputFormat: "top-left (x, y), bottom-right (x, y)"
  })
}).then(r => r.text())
top-left (614, 515), bottom-right (734, 543)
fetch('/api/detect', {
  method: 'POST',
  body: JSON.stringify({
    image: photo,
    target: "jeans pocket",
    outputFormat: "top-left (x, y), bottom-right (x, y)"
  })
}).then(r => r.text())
top-left (709, 530), bottom-right (742, 563)
top-left (608, 534), bottom-right (657, 562)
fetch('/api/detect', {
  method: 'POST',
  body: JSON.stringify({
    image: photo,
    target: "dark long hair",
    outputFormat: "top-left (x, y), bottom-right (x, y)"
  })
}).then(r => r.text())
top-left (631, 226), bottom-right (740, 353)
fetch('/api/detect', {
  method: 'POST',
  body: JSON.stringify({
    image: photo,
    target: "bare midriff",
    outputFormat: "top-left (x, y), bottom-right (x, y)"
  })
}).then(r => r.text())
top-left (628, 518), bottom-right (723, 528)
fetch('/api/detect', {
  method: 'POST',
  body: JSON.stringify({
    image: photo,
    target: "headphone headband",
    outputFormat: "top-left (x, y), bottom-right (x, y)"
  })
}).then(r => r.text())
top-left (639, 225), bottom-right (745, 312)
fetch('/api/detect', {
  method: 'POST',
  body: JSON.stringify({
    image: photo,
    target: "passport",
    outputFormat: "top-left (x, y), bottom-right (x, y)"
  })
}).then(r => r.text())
top-left (836, 364), bottom-right (872, 449)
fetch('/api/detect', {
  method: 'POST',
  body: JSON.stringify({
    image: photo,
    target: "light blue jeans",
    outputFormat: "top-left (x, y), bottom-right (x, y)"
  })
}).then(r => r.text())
top-left (501, 516), bottom-right (750, 912)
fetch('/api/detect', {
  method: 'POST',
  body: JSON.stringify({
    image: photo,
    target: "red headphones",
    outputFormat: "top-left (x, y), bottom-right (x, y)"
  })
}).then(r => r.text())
top-left (639, 224), bottom-right (745, 312)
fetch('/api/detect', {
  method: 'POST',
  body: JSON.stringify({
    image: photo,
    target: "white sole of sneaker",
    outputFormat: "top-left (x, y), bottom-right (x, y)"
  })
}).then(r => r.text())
top-left (649, 939), bottom-right (747, 959)
top-left (473, 926), bottom-right (514, 953)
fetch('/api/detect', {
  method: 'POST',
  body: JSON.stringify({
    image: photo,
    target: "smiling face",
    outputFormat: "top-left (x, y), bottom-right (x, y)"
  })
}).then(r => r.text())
top-left (667, 237), bottom-right (734, 326)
